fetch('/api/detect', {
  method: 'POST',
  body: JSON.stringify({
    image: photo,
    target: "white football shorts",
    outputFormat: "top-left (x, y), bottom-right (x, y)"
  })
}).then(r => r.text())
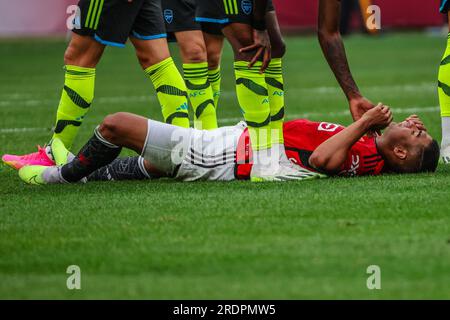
top-left (142, 120), bottom-right (246, 181)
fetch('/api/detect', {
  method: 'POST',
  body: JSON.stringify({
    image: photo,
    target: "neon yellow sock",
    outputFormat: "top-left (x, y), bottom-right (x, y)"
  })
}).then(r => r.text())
top-left (234, 61), bottom-right (271, 151)
top-left (145, 57), bottom-right (190, 128)
top-left (208, 67), bottom-right (222, 109)
top-left (52, 65), bottom-right (95, 149)
top-left (265, 58), bottom-right (285, 145)
top-left (439, 34), bottom-right (450, 117)
top-left (183, 62), bottom-right (217, 130)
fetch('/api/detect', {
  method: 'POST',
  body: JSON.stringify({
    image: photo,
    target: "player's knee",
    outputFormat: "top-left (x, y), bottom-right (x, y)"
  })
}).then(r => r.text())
top-left (136, 51), bottom-right (153, 69)
top-left (136, 48), bottom-right (170, 69)
top-left (226, 29), bottom-right (254, 61)
top-left (64, 36), bottom-right (103, 67)
top-left (99, 113), bottom-right (127, 143)
top-left (207, 51), bottom-right (221, 70)
top-left (63, 45), bottom-right (80, 66)
top-left (181, 42), bottom-right (207, 63)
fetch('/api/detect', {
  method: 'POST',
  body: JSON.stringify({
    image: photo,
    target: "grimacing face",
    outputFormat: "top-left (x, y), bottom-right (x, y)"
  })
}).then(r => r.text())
top-left (383, 120), bottom-right (433, 153)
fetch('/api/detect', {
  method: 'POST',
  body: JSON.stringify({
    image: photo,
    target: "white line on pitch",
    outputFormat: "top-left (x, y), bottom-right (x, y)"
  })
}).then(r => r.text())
top-left (0, 82), bottom-right (436, 107)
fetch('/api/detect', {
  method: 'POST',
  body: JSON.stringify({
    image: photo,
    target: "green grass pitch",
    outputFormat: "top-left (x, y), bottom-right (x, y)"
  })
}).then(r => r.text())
top-left (0, 32), bottom-right (449, 299)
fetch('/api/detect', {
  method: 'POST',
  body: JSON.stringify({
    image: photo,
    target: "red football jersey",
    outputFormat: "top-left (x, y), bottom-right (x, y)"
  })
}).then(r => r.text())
top-left (235, 119), bottom-right (385, 179)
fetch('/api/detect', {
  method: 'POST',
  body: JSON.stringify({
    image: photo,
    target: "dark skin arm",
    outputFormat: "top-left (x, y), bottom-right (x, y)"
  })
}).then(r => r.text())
top-left (318, 0), bottom-right (376, 121)
top-left (239, 0), bottom-right (271, 72)
top-left (309, 104), bottom-right (393, 174)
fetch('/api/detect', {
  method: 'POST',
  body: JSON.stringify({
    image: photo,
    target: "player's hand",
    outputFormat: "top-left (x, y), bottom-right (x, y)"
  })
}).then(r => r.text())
top-left (361, 103), bottom-right (393, 131)
top-left (349, 96), bottom-right (376, 121)
top-left (405, 114), bottom-right (427, 131)
top-left (239, 29), bottom-right (271, 73)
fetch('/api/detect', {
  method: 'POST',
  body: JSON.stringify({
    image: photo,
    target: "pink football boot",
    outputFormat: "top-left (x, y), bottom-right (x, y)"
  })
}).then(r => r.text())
top-left (2, 146), bottom-right (55, 170)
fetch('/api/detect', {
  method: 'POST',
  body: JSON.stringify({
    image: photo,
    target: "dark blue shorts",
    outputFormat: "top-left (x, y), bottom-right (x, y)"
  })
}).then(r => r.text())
top-left (73, 0), bottom-right (166, 48)
top-left (195, 0), bottom-right (275, 27)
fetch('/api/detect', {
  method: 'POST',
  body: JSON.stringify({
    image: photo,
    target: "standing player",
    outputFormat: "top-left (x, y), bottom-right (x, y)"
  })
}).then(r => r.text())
top-left (318, 0), bottom-right (379, 121)
top-left (438, 0), bottom-right (450, 163)
top-left (161, 0), bottom-right (286, 134)
top-left (195, 0), bottom-right (297, 181)
top-left (162, 0), bottom-right (219, 130)
top-left (2, 0), bottom-right (190, 169)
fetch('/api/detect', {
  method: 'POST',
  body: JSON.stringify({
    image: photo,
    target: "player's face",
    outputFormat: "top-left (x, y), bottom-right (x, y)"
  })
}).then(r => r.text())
top-left (383, 120), bottom-right (433, 150)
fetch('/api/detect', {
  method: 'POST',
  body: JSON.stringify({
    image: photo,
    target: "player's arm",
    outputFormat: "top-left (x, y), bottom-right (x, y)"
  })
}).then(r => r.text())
top-left (318, 0), bottom-right (375, 121)
top-left (240, 0), bottom-right (271, 72)
top-left (309, 105), bottom-right (392, 174)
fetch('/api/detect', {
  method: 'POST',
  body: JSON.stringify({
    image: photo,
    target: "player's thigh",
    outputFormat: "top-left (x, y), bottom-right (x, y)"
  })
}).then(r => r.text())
top-left (203, 32), bottom-right (224, 69)
top-left (222, 23), bottom-right (255, 61)
top-left (448, 11), bottom-right (450, 32)
top-left (174, 30), bottom-right (207, 63)
top-left (64, 33), bottom-right (105, 67)
top-left (142, 120), bottom-right (193, 177)
top-left (266, 11), bottom-right (285, 59)
top-left (100, 112), bottom-right (149, 154)
top-left (131, 0), bottom-right (171, 68)
top-left (196, 0), bottom-right (254, 60)
top-left (130, 37), bottom-right (171, 68)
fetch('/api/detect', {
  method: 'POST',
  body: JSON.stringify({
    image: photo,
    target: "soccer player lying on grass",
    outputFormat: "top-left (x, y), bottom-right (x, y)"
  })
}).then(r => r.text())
top-left (16, 105), bottom-right (440, 185)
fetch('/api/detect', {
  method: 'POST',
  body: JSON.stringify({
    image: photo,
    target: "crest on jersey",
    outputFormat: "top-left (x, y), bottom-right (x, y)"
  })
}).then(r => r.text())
top-left (241, 0), bottom-right (252, 15)
top-left (164, 9), bottom-right (173, 24)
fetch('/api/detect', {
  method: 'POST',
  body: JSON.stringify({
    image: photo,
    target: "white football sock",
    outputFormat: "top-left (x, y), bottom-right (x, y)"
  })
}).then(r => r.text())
top-left (273, 143), bottom-right (291, 165)
top-left (441, 117), bottom-right (450, 157)
top-left (251, 147), bottom-right (277, 177)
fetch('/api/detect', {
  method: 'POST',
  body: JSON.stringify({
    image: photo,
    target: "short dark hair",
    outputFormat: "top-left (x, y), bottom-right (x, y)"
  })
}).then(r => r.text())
top-left (418, 139), bottom-right (440, 173)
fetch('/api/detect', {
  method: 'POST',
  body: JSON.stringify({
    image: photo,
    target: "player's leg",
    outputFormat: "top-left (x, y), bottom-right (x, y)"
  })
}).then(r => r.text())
top-left (2, 32), bottom-right (104, 170)
top-left (203, 30), bottom-right (225, 110)
top-left (2, 0), bottom-right (143, 169)
top-left (438, 6), bottom-right (450, 163)
top-left (19, 112), bottom-right (145, 184)
top-left (175, 30), bottom-right (218, 129)
top-left (132, 38), bottom-right (190, 128)
top-left (19, 112), bottom-right (191, 184)
top-left (265, 9), bottom-right (288, 163)
top-left (59, 112), bottom-right (149, 183)
top-left (130, 0), bottom-right (190, 128)
top-left (195, 0), bottom-right (314, 180)
top-left (162, 0), bottom-right (218, 129)
top-left (221, 22), bottom-right (274, 179)
top-left (54, 0), bottom-right (143, 147)
top-left (86, 156), bottom-right (156, 181)
top-left (52, 33), bottom-right (104, 149)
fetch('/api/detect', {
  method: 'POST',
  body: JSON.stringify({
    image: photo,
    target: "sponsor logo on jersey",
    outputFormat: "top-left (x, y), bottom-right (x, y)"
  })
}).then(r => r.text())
top-left (242, 0), bottom-right (253, 15)
top-left (348, 155), bottom-right (360, 176)
top-left (164, 9), bottom-right (174, 24)
top-left (318, 122), bottom-right (340, 132)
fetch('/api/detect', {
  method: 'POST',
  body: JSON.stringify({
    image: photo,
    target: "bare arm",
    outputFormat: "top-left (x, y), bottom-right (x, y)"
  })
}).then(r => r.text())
top-left (309, 105), bottom-right (392, 173)
top-left (318, 0), bottom-right (375, 121)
